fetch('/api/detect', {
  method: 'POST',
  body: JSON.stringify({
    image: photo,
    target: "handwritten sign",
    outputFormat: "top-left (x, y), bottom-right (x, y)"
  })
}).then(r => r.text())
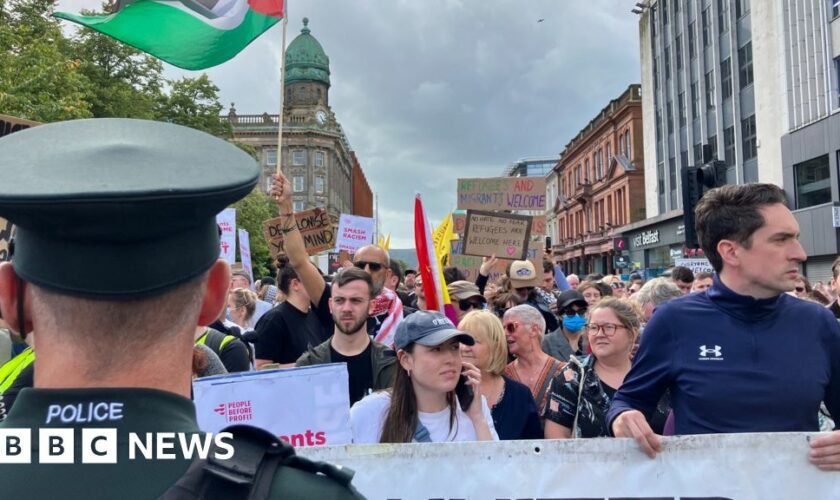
top-left (336, 214), bottom-right (375, 253)
top-left (453, 238), bottom-right (543, 283)
top-left (263, 208), bottom-right (336, 257)
top-left (455, 212), bottom-right (545, 236)
top-left (238, 229), bottom-right (253, 285)
top-left (0, 218), bottom-right (13, 262)
top-left (216, 208), bottom-right (236, 264)
top-left (674, 258), bottom-right (714, 274)
top-left (462, 210), bottom-right (533, 260)
top-left (457, 177), bottom-right (547, 211)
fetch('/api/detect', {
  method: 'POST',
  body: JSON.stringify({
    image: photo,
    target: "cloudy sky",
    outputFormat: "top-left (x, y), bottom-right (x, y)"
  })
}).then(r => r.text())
top-left (56, 0), bottom-right (642, 248)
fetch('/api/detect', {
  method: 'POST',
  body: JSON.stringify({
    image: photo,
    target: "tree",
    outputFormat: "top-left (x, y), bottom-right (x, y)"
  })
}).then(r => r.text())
top-left (0, 0), bottom-right (93, 121)
top-left (156, 74), bottom-right (232, 137)
top-left (231, 188), bottom-right (276, 280)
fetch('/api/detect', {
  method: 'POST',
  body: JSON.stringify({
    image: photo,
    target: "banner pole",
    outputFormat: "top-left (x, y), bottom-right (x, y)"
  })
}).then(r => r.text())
top-left (275, 8), bottom-right (288, 176)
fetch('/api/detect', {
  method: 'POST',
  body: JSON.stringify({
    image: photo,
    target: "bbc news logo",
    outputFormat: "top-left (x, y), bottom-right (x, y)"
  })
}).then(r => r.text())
top-left (0, 429), bottom-right (234, 464)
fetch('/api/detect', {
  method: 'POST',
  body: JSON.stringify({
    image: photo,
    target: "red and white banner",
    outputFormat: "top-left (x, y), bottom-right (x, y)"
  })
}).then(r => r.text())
top-left (193, 364), bottom-right (351, 447)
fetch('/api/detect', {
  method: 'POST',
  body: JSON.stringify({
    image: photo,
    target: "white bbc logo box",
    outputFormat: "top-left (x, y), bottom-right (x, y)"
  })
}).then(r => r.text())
top-left (0, 428), bottom-right (117, 464)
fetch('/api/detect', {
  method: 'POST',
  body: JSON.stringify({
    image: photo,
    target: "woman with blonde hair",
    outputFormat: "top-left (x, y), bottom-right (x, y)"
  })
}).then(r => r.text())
top-left (227, 287), bottom-right (258, 330)
top-left (601, 274), bottom-right (626, 299)
top-left (544, 298), bottom-right (669, 438)
top-left (459, 310), bottom-right (542, 440)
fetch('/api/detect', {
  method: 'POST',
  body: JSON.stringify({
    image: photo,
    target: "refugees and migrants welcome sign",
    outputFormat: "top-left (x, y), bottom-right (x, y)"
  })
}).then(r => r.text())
top-left (457, 177), bottom-right (547, 211)
top-left (301, 433), bottom-right (839, 499)
top-left (461, 210), bottom-right (532, 260)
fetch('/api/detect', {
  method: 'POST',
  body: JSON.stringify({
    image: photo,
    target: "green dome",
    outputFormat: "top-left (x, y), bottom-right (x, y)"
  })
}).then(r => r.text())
top-left (284, 18), bottom-right (330, 87)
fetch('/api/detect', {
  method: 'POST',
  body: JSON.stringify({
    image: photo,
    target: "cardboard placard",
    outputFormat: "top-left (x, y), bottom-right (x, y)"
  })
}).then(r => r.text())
top-left (455, 212), bottom-right (545, 236)
top-left (0, 218), bottom-right (14, 262)
top-left (457, 177), bottom-right (547, 211)
top-left (336, 214), bottom-right (375, 253)
top-left (462, 210), bottom-right (533, 261)
top-left (262, 208), bottom-right (337, 257)
top-left (452, 238), bottom-right (544, 283)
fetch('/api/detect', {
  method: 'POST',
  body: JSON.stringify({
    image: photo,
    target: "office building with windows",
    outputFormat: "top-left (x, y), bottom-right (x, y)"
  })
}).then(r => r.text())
top-left (222, 19), bottom-right (370, 218)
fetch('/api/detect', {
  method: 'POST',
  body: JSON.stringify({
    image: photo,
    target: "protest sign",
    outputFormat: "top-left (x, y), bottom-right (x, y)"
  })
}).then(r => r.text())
top-left (675, 258), bottom-right (714, 274)
top-left (455, 212), bottom-right (545, 236)
top-left (453, 212), bottom-right (466, 235)
top-left (262, 208), bottom-right (336, 257)
top-left (461, 210), bottom-right (532, 260)
top-left (0, 218), bottom-right (13, 263)
top-left (336, 214), bottom-right (375, 253)
top-left (193, 364), bottom-right (351, 447)
top-left (216, 208), bottom-right (236, 264)
top-left (452, 237), bottom-right (543, 283)
top-left (301, 433), bottom-right (838, 499)
top-left (237, 229), bottom-right (253, 285)
top-left (457, 177), bottom-right (547, 211)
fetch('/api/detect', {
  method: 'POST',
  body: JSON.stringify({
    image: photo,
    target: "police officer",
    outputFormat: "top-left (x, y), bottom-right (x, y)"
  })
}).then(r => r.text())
top-left (0, 119), bottom-right (364, 499)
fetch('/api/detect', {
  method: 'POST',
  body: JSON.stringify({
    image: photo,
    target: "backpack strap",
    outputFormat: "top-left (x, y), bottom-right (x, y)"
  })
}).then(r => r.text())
top-left (157, 424), bottom-right (355, 500)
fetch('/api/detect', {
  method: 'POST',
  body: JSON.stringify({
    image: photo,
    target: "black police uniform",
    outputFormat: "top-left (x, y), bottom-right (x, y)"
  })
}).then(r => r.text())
top-left (0, 119), bottom-right (364, 499)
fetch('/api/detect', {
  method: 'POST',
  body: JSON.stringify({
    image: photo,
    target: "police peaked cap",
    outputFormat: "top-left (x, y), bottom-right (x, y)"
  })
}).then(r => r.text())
top-left (0, 118), bottom-right (259, 297)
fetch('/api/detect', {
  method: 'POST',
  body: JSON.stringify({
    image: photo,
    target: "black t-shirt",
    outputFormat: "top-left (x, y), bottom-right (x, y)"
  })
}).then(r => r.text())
top-left (330, 341), bottom-right (373, 405)
top-left (255, 297), bottom-right (333, 364)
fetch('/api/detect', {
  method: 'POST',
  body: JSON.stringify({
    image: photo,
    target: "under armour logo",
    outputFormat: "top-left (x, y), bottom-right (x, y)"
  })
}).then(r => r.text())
top-left (699, 345), bottom-right (722, 357)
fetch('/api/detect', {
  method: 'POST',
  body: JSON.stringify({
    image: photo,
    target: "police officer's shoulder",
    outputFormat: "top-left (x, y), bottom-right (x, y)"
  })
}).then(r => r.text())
top-left (268, 462), bottom-right (365, 499)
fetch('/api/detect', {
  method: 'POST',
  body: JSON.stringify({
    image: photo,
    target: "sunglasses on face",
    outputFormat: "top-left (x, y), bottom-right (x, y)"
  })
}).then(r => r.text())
top-left (563, 308), bottom-right (586, 317)
top-left (459, 299), bottom-right (483, 311)
top-left (354, 261), bottom-right (383, 272)
top-left (610, 282), bottom-right (625, 289)
top-left (504, 322), bottom-right (519, 334)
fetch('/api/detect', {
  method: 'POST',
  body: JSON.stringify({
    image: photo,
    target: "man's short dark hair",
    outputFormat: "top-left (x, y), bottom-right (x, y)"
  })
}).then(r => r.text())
top-left (443, 266), bottom-right (466, 285)
top-left (334, 267), bottom-right (375, 299)
top-left (671, 266), bottom-right (694, 283)
top-left (389, 260), bottom-right (403, 284)
top-left (404, 269), bottom-right (417, 276)
top-left (542, 260), bottom-right (554, 274)
top-left (695, 183), bottom-right (787, 273)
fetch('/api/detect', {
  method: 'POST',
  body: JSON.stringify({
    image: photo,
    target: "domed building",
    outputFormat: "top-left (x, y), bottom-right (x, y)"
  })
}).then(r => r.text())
top-left (224, 18), bottom-right (372, 219)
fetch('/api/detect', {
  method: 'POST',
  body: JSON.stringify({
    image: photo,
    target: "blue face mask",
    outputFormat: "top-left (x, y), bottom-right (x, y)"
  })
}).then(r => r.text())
top-left (563, 314), bottom-right (586, 333)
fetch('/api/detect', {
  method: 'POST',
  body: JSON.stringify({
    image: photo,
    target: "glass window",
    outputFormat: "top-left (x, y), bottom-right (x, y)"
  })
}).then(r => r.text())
top-left (315, 176), bottom-right (325, 194)
top-left (265, 149), bottom-right (277, 166)
top-left (655, 107), bottom-right (663, 139)
top-left (736, 0), bottom-right (750, 18)
top-left (664, 45), bottom-right (671, 79)
top-left (680, 151), bottom-right (689, 170)
top-left (836, 56), bottom-right (840, 106)
top-left (739, 42), bottom-right (754, 88)
top-left (679, 92), bottom-right (687, 126)
top-left (724, 126), bottom-right (736, 166)
top-left (718, 0), bottom-right (729, 34)
top-left (708, 134), bottom-right (718, 160)
top-left (694, 143), bottom-right (703, 163)
top-left (667, 100), bottom-right (674, 131)
top-left (794, 155), bottom-right (831, 208)
top-left (292, 150), bottom-right (305, 166)
top-left (314, 151), bottom-right (325, 167)
top-left (690, 82), bottom-right (699, 118)
top-left (293, 200), bottom-right (304, 212)
top-left (721, 58), bottom-right (732, 99)
top-left (657, 162), bottom-right (666, 195)
top-left (293, 175), bottom-right (305, 192)
top-left (662, 0), bottom-right (669, 24)
top-left (833, 0), bottom-right (840, 18)
top-left (742, 115), bottom-right (757, 161)
top-left (688, 21), bottom-right (697, 59)
top-left (705, 70), bottom-right (716, 110)
top-left (702, 7), bottom-right (712, 47)
top-left (676, 35), bottom-right (683, 69)
top-left (669, 156), bottom-right (678, 207)
top-left (653, 58), bottom-right (659, 90)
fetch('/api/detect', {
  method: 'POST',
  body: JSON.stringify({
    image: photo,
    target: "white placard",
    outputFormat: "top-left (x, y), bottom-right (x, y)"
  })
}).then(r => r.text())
top-left (193, 364), bottom-right (351, 447)
top-left (216, 208), bottom-right (236, 264)
top-left (336, 214), bottom-right (375, 253)
top-left (674, 257), bottom-right (714, 274)
top-left (300, 433), bottom-right (839, 499)
top-left (237, 228), bottom-right (253, 285)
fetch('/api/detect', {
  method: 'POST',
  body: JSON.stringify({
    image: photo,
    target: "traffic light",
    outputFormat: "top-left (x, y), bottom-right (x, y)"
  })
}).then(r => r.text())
top-left (682, 160), bottom-right (727, 248)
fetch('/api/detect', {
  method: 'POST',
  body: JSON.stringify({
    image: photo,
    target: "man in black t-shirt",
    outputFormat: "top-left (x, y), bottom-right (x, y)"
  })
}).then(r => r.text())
top-left (296, 268), bottom-right (396, 405)
top-left (254, 265), bottom-right (332, 368)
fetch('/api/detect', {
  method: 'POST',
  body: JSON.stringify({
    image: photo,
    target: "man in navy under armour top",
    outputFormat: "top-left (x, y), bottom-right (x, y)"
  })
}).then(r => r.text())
top-left (607, 183), bottom-right (840, 471)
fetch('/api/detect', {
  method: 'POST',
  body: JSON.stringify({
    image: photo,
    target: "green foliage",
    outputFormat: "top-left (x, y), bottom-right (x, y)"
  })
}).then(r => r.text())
top-left (231, 188), bottom-right (276, 279)
top-left (156, 74), bottom-right (232, 137)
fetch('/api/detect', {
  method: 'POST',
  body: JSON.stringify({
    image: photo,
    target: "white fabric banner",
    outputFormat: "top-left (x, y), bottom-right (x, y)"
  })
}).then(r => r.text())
top-left (193, 364), bottom-right (351, 447)
top-left (237, 228), bottom-right (253, 285)
top-left (216, 208), bottom-right (236, 264)
top-left (336, 214), bottom-right (375, 252)
top-left (675, 257), bottom-right (714, 274)
top-left (301, 433), bottom-right (840, 499)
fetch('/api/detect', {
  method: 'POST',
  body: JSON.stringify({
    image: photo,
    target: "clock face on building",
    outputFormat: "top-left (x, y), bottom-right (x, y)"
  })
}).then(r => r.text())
top-left (315, 110), bottom-right (327, 125)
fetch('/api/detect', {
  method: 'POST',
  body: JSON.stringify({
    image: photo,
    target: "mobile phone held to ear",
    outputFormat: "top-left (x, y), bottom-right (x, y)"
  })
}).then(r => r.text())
top-left (455, 373), bottom-right (474, 412)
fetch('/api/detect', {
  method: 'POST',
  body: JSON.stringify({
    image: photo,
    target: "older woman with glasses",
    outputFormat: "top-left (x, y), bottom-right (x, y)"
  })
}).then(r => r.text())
top-left (544, 298), bottom-right (669, 438)
top-left (502, 305), bottom-right (564, 420)
top-left (459, 310), bottom-right (542, 440)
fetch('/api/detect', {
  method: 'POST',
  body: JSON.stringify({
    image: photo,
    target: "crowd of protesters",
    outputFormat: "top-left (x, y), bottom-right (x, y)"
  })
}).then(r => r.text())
top-left (1, 176), bottom-right (839, 472)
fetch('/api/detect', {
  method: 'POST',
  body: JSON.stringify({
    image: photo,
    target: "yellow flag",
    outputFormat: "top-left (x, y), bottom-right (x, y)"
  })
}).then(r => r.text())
top-left (432, 213), bottom-right (455, 267)
top-left (378, 233), bottom-right (391, 251)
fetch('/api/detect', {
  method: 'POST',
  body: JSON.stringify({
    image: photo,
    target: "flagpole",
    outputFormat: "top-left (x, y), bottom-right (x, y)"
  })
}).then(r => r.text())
top-left (275, 8), bottom-right (288, 176)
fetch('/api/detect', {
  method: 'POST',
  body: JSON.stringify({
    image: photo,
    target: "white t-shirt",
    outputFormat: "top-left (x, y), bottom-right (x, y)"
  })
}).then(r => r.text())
top-left (349, 391), bottom-right (499, 444)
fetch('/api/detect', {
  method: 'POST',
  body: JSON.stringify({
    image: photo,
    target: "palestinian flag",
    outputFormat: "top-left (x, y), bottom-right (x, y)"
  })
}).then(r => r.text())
top-left (55, 0), bottom-right (284, 70)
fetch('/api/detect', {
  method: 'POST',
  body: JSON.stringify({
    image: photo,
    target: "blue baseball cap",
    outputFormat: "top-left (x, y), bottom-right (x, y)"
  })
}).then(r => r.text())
top-left (394, 310), bottom-right (475, 351)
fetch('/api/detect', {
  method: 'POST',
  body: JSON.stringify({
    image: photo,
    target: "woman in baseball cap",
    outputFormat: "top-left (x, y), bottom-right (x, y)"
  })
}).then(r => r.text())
top-left (349, 311), bottom-right (499, 443)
